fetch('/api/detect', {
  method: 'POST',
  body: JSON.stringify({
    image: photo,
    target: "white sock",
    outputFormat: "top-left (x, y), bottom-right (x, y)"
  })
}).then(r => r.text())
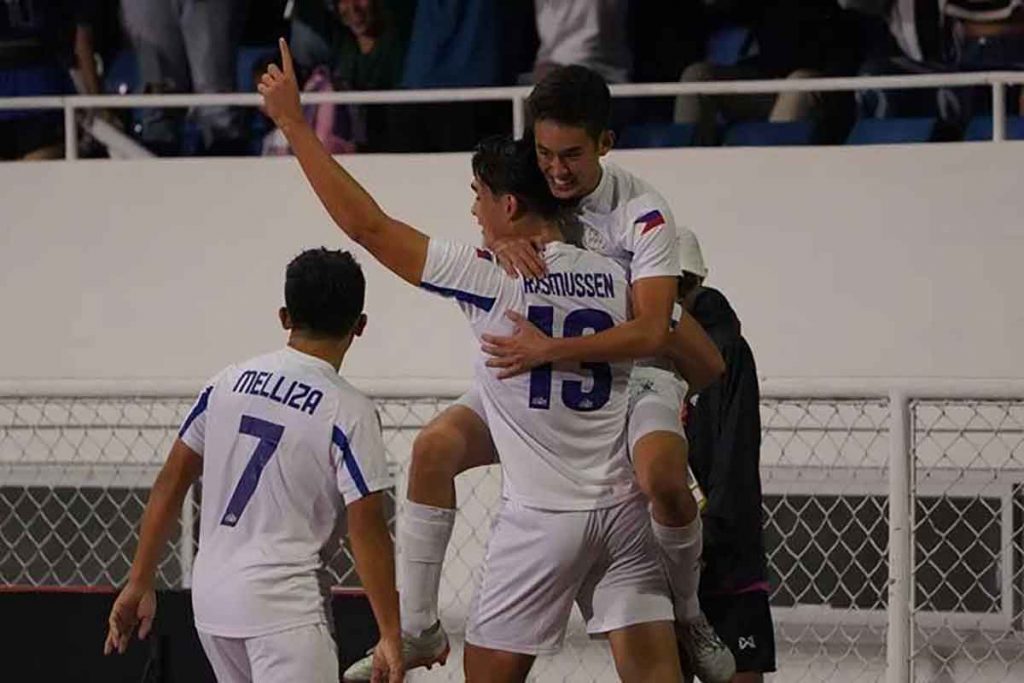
top-left (399, 500), bottom-right (456, 637)
top-left (651, 516), bottom-right (703, 623)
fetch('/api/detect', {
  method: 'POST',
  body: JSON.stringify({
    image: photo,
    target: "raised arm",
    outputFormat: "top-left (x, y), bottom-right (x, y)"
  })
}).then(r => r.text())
top-left (259, 39), bottom-right (427, 285)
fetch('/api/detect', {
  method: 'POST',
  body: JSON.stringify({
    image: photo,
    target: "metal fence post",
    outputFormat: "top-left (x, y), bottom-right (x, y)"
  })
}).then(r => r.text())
top-left (887, 389), bottom-right (912, 682)
top-left (512, 95), bottom-right (526, 138)
top-left (64, 101), bottom-right (78, 160)
top-left (993, 82), bottom-right (1006, 142)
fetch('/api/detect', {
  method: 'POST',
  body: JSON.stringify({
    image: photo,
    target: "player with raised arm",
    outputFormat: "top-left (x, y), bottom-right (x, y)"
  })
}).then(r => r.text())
top-left (259, 39), bottom-right (685, 682)
top-left (104, 248), bottom-right (402, 683)
top-left (343, 64), bottom-right (734, 681)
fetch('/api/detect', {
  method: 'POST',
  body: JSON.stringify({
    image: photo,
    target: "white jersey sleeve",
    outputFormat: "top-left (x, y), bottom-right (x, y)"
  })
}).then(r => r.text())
top-left (331, 401), bottom-right (391, 506)
top-left (623, 192), bottom-right (680, 281)
top-left (178, 379), bottom-right (218, 454)
top-left (420, 239), bottom-right (512, 327)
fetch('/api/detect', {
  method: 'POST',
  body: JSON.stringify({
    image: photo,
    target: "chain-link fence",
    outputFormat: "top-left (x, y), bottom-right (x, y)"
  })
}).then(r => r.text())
top-left (2, 388), bottom-right (1023, 681)
top-left (912, 400), bottom-right (1024, 682)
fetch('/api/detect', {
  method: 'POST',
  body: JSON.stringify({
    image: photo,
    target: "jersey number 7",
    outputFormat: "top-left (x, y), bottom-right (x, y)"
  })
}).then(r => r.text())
top-left (528, 305), bottom-right (614, 412)
top-left (220, 415), bottom-right (285, 527)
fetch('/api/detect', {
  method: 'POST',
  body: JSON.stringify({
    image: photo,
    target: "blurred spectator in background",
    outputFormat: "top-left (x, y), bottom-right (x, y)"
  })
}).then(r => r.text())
top-left (1, 0), bottom-right (102, 160)
top-left (121, 0), bottom-right (248, 156)
top-left (675, 0), bottom-right (867, 144)
top-left (385, 0), bottom-right (516, 152)
top-left (947, 1), bottom-right (1024, 114)
top-left (853, 0), bottom-right (1024, 126)
top-left (530, 0), bottom-right (632, 84)
top-left (280, 0), bottom-right (411, 152)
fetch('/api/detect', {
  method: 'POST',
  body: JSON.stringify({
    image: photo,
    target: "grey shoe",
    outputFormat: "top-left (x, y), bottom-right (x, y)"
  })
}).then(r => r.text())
top-left (677, 613), bottom-right (736, 683)
top-left (342, 621), bottom-right (450, 682)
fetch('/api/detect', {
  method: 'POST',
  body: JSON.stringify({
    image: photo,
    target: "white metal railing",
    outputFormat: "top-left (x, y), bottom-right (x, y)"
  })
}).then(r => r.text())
top-left (1, 71), bottom-right (1024, 159)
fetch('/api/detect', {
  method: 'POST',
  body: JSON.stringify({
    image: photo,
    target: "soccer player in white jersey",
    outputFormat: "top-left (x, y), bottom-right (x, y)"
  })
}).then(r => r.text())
top-left (258, 40), bottom-right (685, 681)
top-left (103, 248), bottom-right (403, 683)
top-left (344, 65), bottom-right (736, 681)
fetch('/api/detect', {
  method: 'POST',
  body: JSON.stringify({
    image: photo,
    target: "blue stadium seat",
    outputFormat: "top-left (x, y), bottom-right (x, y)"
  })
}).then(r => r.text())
top-left (846, 118), bottom-right (936, 145)
top-left (963, 116), bottom-right (1024, 141)
top-left (103, 50), bottom-right (138, 95)
top-left (723, 121), bottom-right (814, 147)
top-left (617, 123), bottom-right (697, 149)
top-left (706, 26), bottom-right (752, 67)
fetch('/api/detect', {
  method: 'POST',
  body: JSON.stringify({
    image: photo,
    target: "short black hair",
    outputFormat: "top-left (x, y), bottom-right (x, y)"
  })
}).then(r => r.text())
top-left (472, 135), bottom-right (560, 220)
top-left (678, 271), bottom-right (703, 300)
top-left (284, 248), bottom-right (365, 337)
top-left (526, 65), bottom-right (611, 141)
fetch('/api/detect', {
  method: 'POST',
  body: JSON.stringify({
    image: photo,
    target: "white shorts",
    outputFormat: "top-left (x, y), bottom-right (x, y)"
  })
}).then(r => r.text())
top-left (465, 494), bottom-right (674, 656)
top-left (197, 623), bottom-right (338, 683)
top-left (454, 387), bottom-right (486, 420)
top-left (627, 366), bottom-right (688, 453)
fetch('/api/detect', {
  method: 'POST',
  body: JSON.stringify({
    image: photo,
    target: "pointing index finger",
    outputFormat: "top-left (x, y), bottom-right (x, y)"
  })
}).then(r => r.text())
top-left (278, 38), bottom-right (295, 79)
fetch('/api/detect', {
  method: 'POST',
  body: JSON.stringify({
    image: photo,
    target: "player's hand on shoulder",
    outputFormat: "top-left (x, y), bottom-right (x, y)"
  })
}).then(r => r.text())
top-left (371, 635), bottom-right (404, 682)
top-left (258, 38), bottom-right (303, 130)
top-left (103, 580), bottom-right (156, 655)
top-left (491, 236), bottom-right (547, 280)
top-left (482, 310), bottom-right (554, 379)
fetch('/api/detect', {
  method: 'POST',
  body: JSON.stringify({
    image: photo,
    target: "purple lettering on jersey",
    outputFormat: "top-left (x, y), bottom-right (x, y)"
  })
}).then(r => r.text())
top-left (523, 272), bottom-right (616, 299)
top-left (251, 371), bottom-right (270, 395)
top-left (288, 383), bottom-right (310, 410)
top-left (268, 375), bottom-right (287, 403)
top-left (302, 389), bottom-right (324, 416)
top-left (233, 370), bottom-right (257, 393)
top-left (281, 380), bottom-right (298, 405)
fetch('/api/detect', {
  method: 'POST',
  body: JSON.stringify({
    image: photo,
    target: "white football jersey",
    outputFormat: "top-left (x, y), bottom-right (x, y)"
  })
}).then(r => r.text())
top-left (577, 161), bottom-right (681, 282)
top-left (422, 239), bottom-right (637, 511)
top-left (179, 347), bottom-right (392, 638)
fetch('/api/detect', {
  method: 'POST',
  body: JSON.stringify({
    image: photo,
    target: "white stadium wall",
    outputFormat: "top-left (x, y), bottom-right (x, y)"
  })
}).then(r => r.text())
top-left (1, 143), bottom-right (1023, 386)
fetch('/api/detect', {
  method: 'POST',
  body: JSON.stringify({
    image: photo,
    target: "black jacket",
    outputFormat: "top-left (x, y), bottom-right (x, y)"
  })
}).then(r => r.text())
top-left (685, 286), bottom-right (769, 595)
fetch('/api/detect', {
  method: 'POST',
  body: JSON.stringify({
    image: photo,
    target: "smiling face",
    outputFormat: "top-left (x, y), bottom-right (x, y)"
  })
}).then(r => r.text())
top-left (533, 119), bottom-right (612, 200)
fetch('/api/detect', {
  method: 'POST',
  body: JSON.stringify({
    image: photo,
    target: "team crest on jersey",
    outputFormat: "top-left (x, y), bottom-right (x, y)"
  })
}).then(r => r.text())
top-left (635, 209), bottom-right (666, 235)
top-left (582, 224), bottom-right (609, 253)
top-left (475, 248), bottom-right (494, 262)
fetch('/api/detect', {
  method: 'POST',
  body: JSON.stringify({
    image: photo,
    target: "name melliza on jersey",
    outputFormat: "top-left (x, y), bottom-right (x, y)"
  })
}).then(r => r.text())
top-left (231, 369), bottom-right (324, 416)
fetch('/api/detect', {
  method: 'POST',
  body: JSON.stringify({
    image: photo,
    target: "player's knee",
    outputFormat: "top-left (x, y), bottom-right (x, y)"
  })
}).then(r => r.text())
top-left (410, 427), bottom-right (466, 481)
top-left (633, 435), bottom-right (690, 506)
top-left (639, 468), bottom-right (689, 509)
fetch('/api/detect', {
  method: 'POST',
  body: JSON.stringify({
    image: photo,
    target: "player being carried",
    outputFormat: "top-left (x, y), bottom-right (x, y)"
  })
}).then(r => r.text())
top-left (260, 38), bottom-right (698, 681)
top-left (104, 248), bottom-right (403, 682)
top-left (343, 63), bottom-right (737, 682)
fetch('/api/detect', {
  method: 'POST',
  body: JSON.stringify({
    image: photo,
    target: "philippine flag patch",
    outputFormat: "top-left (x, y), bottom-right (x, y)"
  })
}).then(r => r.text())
top-left (475, 248), bottom-right (494, 262)
top-left (634, 209), bottom-right (666, 235)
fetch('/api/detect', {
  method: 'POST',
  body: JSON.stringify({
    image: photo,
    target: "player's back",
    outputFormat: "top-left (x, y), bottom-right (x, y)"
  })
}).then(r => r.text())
top-left (421, 239), bottom-right (637, 510)
top-left (478, 243), bottom-right (635, 510)
top-left (184, 347), bottom-right (389, 638)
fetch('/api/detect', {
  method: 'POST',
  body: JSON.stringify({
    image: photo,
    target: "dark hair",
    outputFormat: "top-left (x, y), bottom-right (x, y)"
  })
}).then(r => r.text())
top-left (677, 271), bottom-right (703, 300)
top-left (472, 135), bottom-right (560, 220)
top-left (526, 65), bottom-right (611, 140)
top-left (284, 248), bottom-right (365, 337)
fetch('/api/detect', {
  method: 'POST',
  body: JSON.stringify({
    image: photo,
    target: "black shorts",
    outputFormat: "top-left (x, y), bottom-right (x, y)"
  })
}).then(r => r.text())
top-left (701, 590), bottom-right (776, 673)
